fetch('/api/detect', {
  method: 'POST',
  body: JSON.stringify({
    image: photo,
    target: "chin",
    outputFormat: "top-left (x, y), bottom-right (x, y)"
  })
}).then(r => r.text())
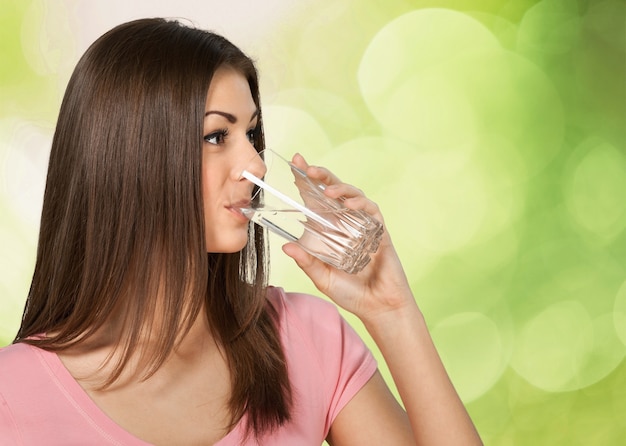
top-left (206, 236), bottom-right (249, 254)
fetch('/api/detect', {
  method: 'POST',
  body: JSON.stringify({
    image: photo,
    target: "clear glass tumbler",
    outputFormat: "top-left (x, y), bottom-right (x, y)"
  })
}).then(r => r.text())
top-left (237, 150), bottom-right (383, 274)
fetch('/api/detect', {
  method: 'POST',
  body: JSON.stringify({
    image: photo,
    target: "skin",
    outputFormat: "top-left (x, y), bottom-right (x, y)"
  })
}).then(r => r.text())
top-left (201, 67), bottom-right (266, 253)
top-left (56, 67), bottom-right (265, 445)
top-left (284, 158), bottom-right (483, 445)
top-left (201, 66), bottom-right (483, 444)
top-left (59, 67), bottom-right (483, 445)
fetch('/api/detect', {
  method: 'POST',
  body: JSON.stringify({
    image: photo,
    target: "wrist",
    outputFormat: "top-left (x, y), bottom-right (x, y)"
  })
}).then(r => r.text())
top-left (360, 296), bottom-right (424, 338)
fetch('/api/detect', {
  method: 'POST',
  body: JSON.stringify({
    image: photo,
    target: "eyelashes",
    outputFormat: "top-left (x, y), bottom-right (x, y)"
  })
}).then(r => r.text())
top-left (203, 126), bottom-right (260, 146)
top-left (204, 128), bottom-right (229, 145)
top-left (246, 126), bottom-right (260, 144)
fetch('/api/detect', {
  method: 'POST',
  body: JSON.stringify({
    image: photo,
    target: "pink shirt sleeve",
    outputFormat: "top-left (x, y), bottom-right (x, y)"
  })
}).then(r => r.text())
top-left (269, 287), bottom-right (378, 433)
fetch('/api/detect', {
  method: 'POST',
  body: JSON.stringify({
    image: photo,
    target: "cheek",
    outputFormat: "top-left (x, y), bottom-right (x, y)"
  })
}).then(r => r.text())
top-left (201, 157), bottom-right (218, 198)
top-left (201, 169), bottom-right (210, 201)
top-left (201, 162), bottom-right (215, 220)
top-left (202, 171), bottom-right (217, 214)
top-left (201, 162), bottom-right (229, 219)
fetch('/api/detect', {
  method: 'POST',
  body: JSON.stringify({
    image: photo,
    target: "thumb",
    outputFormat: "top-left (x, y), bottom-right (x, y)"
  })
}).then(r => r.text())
top-left (281, 243), bottom-right (331, 291)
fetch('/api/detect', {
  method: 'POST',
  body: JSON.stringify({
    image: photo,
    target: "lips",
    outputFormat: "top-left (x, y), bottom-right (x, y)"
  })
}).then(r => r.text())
top-left (228, 199), bottom-right (252, 210)
top-left (226, 199), bottom-right (253, 222)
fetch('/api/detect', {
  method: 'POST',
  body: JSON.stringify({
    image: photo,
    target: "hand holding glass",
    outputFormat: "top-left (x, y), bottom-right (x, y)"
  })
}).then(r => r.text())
top-left (237, 150), bottom-right (383, 274)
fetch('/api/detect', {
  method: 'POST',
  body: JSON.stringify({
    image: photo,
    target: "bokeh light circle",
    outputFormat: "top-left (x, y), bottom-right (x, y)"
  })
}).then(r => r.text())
top-left (262, 105), bottom-right (332, 156)
top-left (512, 300), bottom-right (625, 392)
top-left (614, 280), bottom-right (626, 348)
top-left (358, 8), bottom-right (500, 150)
top-left (272, 88), bottom-right (362, 143)
top-left (431, 312), bottom-right (505, 402)
top-left (512, 300), bottom-right (592, 391)
top-left (517, 0), bottom-right (582, 58)
top-left (359, 7), bottom-right (564, 179)
top-left (562, 137), bottom-right (626, 243)
top-left (321, 136), bottom-right (490, 256)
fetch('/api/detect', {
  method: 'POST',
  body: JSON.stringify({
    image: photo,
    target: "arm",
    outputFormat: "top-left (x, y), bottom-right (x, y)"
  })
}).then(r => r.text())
top-left (327, 300), bottom-right (483, 446)
top-left (283, 154), bottom-right (483, 446)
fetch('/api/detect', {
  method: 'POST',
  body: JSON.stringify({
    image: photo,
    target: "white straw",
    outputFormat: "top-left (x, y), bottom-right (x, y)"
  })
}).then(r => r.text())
top-left (241, 170), bottom-right (335, 228)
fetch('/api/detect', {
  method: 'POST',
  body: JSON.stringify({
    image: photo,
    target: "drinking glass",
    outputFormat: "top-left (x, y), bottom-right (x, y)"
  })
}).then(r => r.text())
top-left (237, 150), bottom-right (383, 274)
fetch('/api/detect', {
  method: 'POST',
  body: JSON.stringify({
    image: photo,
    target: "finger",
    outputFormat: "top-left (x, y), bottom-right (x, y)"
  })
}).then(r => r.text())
top-left (291, 152), bottom-right (309, 171)
top-left (281, 243), bottom-right (332, 292)
top-left (323, 183), bottom-right (365, 200)
top-left (323, 184), bottom-right (383, 220)
top-left (305, 165), bottom-right (342, 187)
top-left (291, 153), bottom-right (343, 187)
top-left (291, 153), bottom-right (382, 219)
top-left (343, 196), bottom-right (383, 220)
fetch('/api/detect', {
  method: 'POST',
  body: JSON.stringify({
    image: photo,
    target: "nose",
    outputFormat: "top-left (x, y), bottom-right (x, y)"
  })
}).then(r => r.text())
top-left (236, 146), bottom-right (267, 181)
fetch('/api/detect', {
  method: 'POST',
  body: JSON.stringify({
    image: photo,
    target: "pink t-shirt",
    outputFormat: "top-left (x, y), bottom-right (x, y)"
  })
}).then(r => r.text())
top-left (0, 288), bottom-right (377, 445)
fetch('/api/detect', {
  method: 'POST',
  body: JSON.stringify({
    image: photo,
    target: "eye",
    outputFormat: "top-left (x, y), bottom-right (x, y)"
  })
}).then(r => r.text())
top-left (204, 128), bottom-right (229, 145)
top-left (246, 126), bottom-right (260, 145)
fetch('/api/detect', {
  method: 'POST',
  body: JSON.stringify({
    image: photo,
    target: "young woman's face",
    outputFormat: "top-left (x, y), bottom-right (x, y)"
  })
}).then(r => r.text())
top-left (202, 67), bottom-right (265, 253)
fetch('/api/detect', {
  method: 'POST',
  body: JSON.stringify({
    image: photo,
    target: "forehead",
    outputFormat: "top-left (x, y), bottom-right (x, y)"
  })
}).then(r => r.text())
top-left (205, 67), bottom-right (255, 111)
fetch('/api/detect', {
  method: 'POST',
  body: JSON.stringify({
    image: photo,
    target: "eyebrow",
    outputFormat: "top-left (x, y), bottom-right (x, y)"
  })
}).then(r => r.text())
top-left (204, 109), bottom-right (259, 124)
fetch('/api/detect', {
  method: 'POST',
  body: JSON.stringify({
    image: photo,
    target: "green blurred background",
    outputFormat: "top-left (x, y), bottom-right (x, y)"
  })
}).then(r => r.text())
top-left (1, 0), bottom-right (624, 444)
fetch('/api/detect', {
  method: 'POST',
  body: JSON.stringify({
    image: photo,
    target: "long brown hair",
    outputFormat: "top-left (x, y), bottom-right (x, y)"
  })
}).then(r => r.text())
top-left (15, 18), bottom-right (291, 438)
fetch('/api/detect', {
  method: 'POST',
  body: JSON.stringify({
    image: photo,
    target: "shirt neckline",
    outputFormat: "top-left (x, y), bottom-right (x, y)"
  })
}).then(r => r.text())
top-left (31, 344), bottom-right (242, 445)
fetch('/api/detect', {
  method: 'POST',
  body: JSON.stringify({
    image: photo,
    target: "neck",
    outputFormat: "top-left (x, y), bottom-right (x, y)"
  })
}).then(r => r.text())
top-left (59, 302), bottom-right (219, 388)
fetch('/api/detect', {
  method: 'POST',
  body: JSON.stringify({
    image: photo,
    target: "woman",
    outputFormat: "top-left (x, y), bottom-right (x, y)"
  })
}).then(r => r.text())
top-left (0, 18), bottom-right (482, 445)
